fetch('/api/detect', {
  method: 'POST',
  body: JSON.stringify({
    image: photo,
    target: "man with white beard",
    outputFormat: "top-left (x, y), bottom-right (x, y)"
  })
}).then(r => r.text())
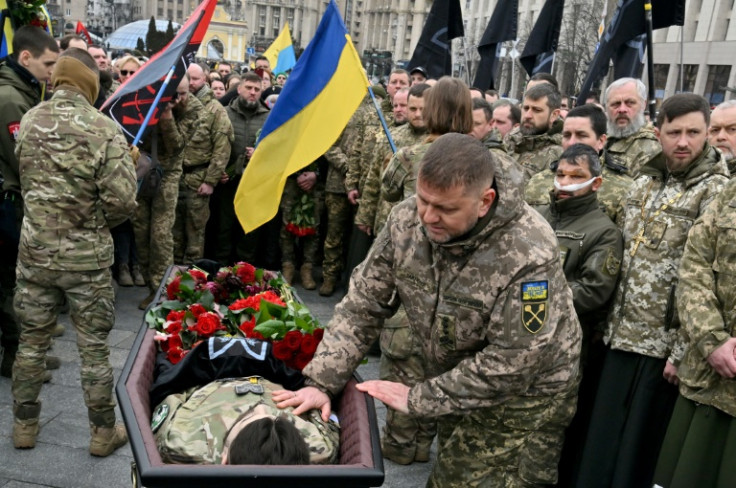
top-left (603, 78), bottom-right (661, 177)
top-left (708, 100), bottom-right (736, 177)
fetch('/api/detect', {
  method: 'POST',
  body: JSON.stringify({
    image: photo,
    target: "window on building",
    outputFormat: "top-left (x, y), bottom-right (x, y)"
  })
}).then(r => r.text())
top-left (675, 64), bottom-right (699, 93)
top-left (653, 64), bottom-right (669, 102)
top-left (703, 65), bottom-right (732, 105)
top-left (157, 7), bottom-right (163, 15)
top-left (65, 8), bottom-right (70, 15)
top-left (260, 26), bottom-right (265, 36)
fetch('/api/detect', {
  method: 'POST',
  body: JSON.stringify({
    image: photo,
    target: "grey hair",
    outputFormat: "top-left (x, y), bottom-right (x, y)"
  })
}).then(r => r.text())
top-left (603, 78), bottom-right (647, 105)
top-left (715, 100), bottom-right (736, 111)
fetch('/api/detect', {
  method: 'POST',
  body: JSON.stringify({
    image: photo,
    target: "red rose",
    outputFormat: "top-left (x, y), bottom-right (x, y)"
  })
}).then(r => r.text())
top-left (272, 340), bottom-right (293, 361)
top-left (167, 347), bottom-right (186, 364)
top-left (165, 320), bottom-right (182, 335)
top-left (313, 328), bottom-right (324, 342)
top-left (166, 310), bottom-right (186, 322)
top-left (236, 262), bottom-right (256, 284)
top-left (189, 303), bottom-right (207, 317)
top-left (166, 275), bottom-right (181, 300)
top-left (283, 330), bottom-right (302, 351)
top-left (229, 298), bottom-right (250, 311)
top-left (167, 334), bottom-right (183, 351)
top-left (300, 334), bottom-right (317, 355)
top-left (293, 352), bottom-right (313, 370)
top-left (196, 312), bottom-right (221, 337)
top-left (188, 269), bottom-right (208, 284)
top-left (239, 316), bottom-right (256, 337)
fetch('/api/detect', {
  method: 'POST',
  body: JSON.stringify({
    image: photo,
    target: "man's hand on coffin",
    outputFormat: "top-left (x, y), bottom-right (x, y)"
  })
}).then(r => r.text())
top-left (273, 386), bottom-right (332, 422)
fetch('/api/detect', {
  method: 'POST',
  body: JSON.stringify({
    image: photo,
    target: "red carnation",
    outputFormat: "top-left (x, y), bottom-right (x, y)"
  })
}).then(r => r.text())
top-left (166, 275), bottom-right (181, 299)
top-left (272, 340), bottom-right (293, 361)
top-left (313, 328), bottom-right (324, 342)
top-left (239, 316), bottom-right (256, 337)
top-left (229, 298), bottom-right (250, 311)
top-left (300, 334), bottom-right (317, 355)
top-left (260, 291), bottom-right (285, 307)
top-left (283, 330), bottom-right (302, 351)
top-left (236, 262), bottom-right (256, 284)
top-left (189, 303), bottom-right (207, 317)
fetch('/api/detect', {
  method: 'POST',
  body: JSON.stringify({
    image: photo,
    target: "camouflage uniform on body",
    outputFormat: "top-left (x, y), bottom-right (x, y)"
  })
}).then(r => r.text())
top-left (134, 97), bottom-right (202, 292)
top-left (154, 376), bottom-right (340, 464)
top-left (344, 96), bottom-right (383, 197)
top-left (0, 57), bottom-right (45, 368)
top-left (605, 145), bottom-right (729, 362)
top-left (304, 153), bottom-right (581, 487)
top-left (505, 119), bottom-right (564, 183)
top-left (173, 85), bottom-right (233, 264)
top-left (604, 124), bottom-right (661, 177)
top-left (525, 154), bottom-right (634, 221)
top-left (12, 88), bottom-right (137, 429)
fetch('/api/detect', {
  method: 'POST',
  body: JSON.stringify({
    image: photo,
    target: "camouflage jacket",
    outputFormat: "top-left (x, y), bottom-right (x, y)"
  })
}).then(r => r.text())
top-left (345, 101), bottom-right (391, 194)
top-left (324, 142), bottom-right (349, 194)
top-left (356, 123), bottom-right (427, 229)
top-left (605, 144), bottom-right (729, 362)
top-left (727, 156), bottom-right (736, 177)
top-left (604, 124), bottom-right (660, 177)
top-left (182, 85), bottom-right (234, 189)
top-left (154, 377), bottom-right (340, 464)
top-left (505, 119), bottom-right (563, 183)
top-left (676, 178), bottom-right (736, 416)
top-left (15, 89), bottom-right (137, 271)
top-left (226, 96), bottom-right (270, 176)
top-left (0, 58), bottom-right (44, 194)
top-left (340, 97), bottom-right (373, 192)
top-left (541, 191), bottom-right (623, 342)
top-left (525, 153), bottom-right (634, 221)
top-left (381, 137), bottom-right (434, 205)
top-left (303, 153), bottom-right (581, 417)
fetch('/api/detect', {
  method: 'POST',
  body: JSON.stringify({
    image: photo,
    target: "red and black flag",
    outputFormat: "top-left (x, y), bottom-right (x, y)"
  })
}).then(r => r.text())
top-left (101, 0), bottom-right (217, 144)
top-left (519, 0), bottom-right (565, 77)
top-left (473, 0), bottom-right (518, 90)
top-left (407, 0), bottom-right (464, 80)
top-left (75, 21), bottom-right (92, 44)
top-left (577, 0), bottom-right (685, 104)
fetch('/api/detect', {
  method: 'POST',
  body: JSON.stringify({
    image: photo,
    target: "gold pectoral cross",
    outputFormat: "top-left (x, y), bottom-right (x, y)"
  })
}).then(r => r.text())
top-left (630, 229), bottom-right (648, 257)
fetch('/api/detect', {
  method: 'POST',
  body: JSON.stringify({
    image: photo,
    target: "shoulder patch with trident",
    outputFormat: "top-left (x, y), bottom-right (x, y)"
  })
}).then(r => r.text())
top-left (521, 281), bottom-right (548, 334)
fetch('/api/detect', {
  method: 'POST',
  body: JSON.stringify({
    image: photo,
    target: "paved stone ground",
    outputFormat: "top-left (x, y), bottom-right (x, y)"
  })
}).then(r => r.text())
top-left (0, 277), bottom-right (434, 488)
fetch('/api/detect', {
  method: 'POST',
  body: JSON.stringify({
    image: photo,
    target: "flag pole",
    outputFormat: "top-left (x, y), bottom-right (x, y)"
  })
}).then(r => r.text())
top-left (132, 64), bottom-right (177, 147)
top-left (368, 86), bottom-right (396, 153)
top-left (644, 0), bottom-right (657, 124)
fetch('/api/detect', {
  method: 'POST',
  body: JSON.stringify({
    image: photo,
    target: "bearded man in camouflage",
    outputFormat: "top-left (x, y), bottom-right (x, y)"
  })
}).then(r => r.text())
top-left (11, 48), bottom-right (137, 456)
top-left (576, 94), bottom-right (730, 488)
top-left (279, 133), bottom-right (581, 487)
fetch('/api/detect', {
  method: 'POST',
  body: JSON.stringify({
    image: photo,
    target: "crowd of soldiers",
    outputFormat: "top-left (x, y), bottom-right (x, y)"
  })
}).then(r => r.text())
top-left (1, 22), bottom-right (736, 488)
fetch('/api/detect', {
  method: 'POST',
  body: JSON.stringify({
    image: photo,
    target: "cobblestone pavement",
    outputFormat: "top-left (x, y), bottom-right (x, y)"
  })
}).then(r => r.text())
top-left (0, 277), bottom-right (434, 488)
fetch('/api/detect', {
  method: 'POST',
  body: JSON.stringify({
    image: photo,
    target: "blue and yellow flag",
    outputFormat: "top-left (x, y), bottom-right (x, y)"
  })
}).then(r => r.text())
top-left (263, 22), bottom-right (296, 74)
top-left (234, 0), bottom-right (368, 233)
top-left (1, 0), bottom-right (14, 58)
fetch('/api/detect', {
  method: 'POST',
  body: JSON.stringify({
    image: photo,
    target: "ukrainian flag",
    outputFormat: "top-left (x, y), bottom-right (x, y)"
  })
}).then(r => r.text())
top-left (263, 22), bottom-right (296, 74)
top-left (1, 0), bottom-right (13, 58)
top-left (234, 0), bottom-right (368, 233)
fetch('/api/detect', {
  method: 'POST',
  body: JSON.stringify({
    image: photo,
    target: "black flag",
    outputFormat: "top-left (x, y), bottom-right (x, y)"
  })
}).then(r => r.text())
top-left (613, 33), bottom-right (646, 79)
top-left (519, 0), bottom-right (565, 77)
top-left (577, 0), bottom-right (685, 104)
top-left (407, 0), bottom-right (464, 79)
top-left (473, 0), bottom-right (518, 90)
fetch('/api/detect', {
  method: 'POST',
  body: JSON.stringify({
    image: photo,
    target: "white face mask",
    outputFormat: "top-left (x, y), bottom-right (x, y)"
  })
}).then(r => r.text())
top-left (553, 176), bottom-right (598, 193)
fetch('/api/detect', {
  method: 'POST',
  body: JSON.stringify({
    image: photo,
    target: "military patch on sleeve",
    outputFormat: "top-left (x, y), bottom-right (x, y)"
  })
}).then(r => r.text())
top-left (151, 403), bottom-right (169, 433)
top-left (521, 281), bottom-right (548, 334)
top-left (603, 248), bottom-right (622, 276)
top-left (7, 121), bottom-right (20, 141)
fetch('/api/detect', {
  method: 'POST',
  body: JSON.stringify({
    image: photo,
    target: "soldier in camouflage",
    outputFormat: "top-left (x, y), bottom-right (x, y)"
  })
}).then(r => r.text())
top-left (505, 83), bottom-right (563, 183)
top-left (576, 94), bottom-right (730, 488)
top-left (603, 78), bottom-right (661, 177)
top-left (134, 75), bottom-right (203, 309)
top-left (11, 48), bottom-right (137, 455)
top-left (707, 99), bottom-right (736, 177)
top-left (154, 376), bottom-right (339, 465)
top-left (653, 177), bottom-right (736, 487)
top-left (173, 63), bottom-right (233, 264)
top-left (282, 133), bottom-right (581, 487)
top-left (319, 140), bottom-right (351, 296)
top-left (525, 104), bottom-right (634, 221)
top-left (0, 27), bottom-right (59, 378)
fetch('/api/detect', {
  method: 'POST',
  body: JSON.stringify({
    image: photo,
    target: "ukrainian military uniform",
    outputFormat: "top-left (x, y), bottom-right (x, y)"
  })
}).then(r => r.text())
top-left (320, 142), bottom-right (351, 292)
top-left (505, 119), bottom-right (564, 183)
top-left (12, 87), bottom-right (137, 433)
top-left (380, 138), bottom-right (435, 209)
top-left (725, 155), bottom-right (736, 177)
top-left (134, 97), bottom-right (203, 294)
top-left (209, 97), bottom-right (270, 264)
top-left (576, 144), bottom-right (729, 488)
top-left (154, 376), bottom-right (340, 464)
top-left (0, 57), bottom-right (45, 374)
top-left (304, 153), bottom-right (581, 487)
top-left (652, 178), bottom-right (736, 488)
top-left (344, 96), bottom-right (384, 199)
top-left (604, 124), bottom-right (660, 177)
top-left (525, 153), bottom-right (634, 221)
top-left (173, 85), bottom-right (233, 264)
